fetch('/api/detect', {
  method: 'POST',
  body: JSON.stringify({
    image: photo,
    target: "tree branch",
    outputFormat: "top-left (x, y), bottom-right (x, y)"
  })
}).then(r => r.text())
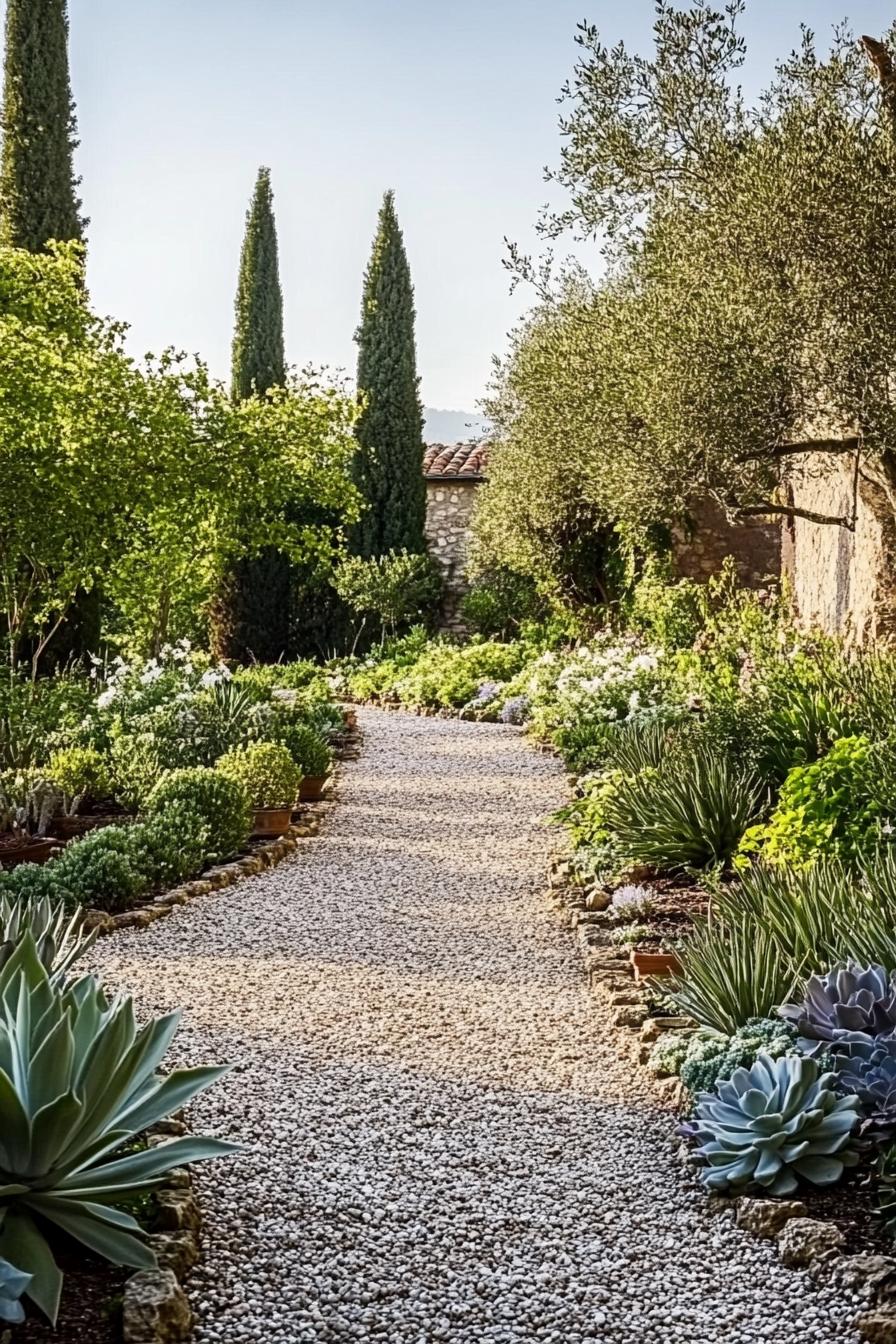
top-left (736, 436), bottom-right (861, 463)
top-left (735, 502), bottom-right (856, 529)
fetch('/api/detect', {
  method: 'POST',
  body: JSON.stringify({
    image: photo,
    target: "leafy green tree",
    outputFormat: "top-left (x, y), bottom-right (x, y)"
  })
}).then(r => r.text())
top-left (0, 244), bottom-right (148, 674)
top-left (217, 166), bottom-right (292, 662)
top-left (333, 549), bottom-right (441, 649)
top-left (352, 190), bottom-right (426, 558)
top-left (0, 0), bottom-right (84, 252)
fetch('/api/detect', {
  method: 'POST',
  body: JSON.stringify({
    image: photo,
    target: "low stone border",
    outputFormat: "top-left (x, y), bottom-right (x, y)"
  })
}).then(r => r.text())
top-left (121, 1116), bottom-right (202, 1344)
top-left (84, 724), bottom-right (363, 938)
top-left (545, 857), bottom-right (896, 1341)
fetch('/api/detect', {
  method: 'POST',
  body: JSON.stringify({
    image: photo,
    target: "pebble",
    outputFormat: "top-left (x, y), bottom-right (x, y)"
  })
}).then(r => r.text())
top-left (97, 709), bottom-right (862, 1342)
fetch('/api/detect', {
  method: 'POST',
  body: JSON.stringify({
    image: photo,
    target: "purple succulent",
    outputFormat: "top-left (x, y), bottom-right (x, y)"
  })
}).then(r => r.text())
top-left (833, 1039), bottom-right (896, 1143)
top-left (779, 962), bottom-right (896, 1053)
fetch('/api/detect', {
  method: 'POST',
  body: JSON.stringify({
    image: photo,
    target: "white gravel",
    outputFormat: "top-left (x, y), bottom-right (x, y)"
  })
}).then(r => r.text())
top-left (98, 708), bottom-right (864, 1343)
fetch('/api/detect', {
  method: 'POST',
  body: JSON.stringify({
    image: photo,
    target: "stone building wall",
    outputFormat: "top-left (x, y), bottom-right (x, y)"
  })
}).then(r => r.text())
top-left (671, 497), bottom-right (781, 588)
top-left (424, 478), bottom-right (480, 630)
top-left (783, 454), bottom-right (896, 644)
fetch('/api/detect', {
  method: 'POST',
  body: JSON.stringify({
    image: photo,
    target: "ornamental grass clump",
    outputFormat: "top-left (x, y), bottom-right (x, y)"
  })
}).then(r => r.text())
top-left (666, 919), bottom-right (799, 1036)
top-left (687, 1053), bottom-right (862, 1195)
top-left (601, 741), bottom-right (765, 873)
top-left (0, 934), bottom-right (238, 1323)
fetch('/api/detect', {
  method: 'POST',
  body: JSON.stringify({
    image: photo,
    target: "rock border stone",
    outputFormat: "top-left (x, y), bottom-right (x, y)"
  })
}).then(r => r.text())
top-left (121, 1118), bottom-right (203, 1344)
top-left (545, 857), bottom-right (896, 1340)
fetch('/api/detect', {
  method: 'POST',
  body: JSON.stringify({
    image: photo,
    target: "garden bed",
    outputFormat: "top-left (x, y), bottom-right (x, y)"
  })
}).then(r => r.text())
top-left (548, 861), bottom-right (896, 1336)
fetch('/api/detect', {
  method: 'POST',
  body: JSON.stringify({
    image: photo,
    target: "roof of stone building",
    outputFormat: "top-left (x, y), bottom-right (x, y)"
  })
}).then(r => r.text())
top-left (423, 440), bottom-right (490, 480)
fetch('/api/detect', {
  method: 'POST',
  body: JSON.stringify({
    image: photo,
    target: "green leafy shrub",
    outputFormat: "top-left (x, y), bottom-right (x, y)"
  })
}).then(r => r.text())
top-left (627, 561), bottom-right (704, 650)
top-left (737, 736), bottom-right (886, 869)
top-left (48, 823), bottom-right (150, 912)
top-left (687, 1053), bottom-right (862, 1195)
top-left (370, 639), bottom-right (528, 709)
top-left (601, 742), bottom-right (765, 873)
top-left (460, 570), bottom-right (545, 640)
top-left (333, 548), bottom-right (442, 644)
top-left (45, 746), bottom-right (112, 815)
top-left (146, 767), bottom-right (251, 864)
top-left (217, 741), bottom-right (301, 808)
top-left (0, 934), bottom-right (237, 1324)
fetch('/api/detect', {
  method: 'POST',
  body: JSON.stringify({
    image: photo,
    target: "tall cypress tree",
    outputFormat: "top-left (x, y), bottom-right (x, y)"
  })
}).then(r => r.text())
top-left (214, 167), bottom-right (291, 663)
top-left (352, 190), bottom-right (426, 557)
top-left (0, 0), bottom-right (84, 251)
top-left (0, 0), bottom-right (97, 669)
top-left (231, 166), bottom-right (285, 401)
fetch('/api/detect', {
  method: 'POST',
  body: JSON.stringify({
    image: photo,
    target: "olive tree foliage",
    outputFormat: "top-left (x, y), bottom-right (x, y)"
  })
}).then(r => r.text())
top-left (0, 242), bottom-right (361, 669)
top-left (475, 3), bottom-right (896, 593)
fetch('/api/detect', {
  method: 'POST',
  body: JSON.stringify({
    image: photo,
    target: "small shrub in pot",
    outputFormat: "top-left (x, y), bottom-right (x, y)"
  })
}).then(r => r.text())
top-left (217, 741), bottom-right (302, 809)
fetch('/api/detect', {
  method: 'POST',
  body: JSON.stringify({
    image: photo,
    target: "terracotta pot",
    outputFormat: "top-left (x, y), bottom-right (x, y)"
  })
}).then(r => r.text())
top-left (53, 812), bottom-right (130, 841)
top-left (631, 949), bottom-right (681, 981)
top-left (251, 806), bottom-right (293, 837)
top-left (0, 837), bottom-right (57, 869)
top-left (299, 774), bottom-right (328, 802)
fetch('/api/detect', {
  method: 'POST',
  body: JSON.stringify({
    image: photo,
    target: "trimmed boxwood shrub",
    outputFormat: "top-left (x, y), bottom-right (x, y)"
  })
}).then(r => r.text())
top-left (217, 742), bottom-right (302, 809)
top-left (146, 767), bottom-right (252, 864)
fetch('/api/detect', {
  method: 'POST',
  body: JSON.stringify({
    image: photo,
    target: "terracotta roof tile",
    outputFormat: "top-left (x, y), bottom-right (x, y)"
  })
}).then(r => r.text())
top-left (423, 441), bottom-right (490, 480)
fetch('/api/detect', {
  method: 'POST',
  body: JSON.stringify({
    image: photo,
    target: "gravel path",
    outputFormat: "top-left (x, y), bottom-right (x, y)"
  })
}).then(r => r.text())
top-left (99, 709), bottom-right (864, 1343)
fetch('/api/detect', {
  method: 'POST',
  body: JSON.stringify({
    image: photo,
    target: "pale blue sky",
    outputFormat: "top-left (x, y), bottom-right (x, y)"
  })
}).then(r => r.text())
top-left (25, 1), bottom-right (896, 408)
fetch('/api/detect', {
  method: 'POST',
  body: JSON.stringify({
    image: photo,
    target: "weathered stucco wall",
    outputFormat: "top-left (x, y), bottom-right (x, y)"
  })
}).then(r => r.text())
top-left (671, 497), bottom-right (781, 588)
top-left (783, 455), bottom-right (896, 644)
top-left (425, 479), bottom-right (479, 630)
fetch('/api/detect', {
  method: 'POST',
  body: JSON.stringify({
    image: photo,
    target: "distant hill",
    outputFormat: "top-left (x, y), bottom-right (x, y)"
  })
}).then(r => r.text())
top-left (423, 407), bottom-right (492, 444)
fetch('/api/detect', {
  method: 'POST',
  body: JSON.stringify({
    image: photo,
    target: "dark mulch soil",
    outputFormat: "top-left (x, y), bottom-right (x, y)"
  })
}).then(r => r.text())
top-left (799, 1169), bottom-right (893, 1256)
top-left (630, 880), bottom-right (708, 951)
top-left (9, 1251), bottom-right (126, 1344)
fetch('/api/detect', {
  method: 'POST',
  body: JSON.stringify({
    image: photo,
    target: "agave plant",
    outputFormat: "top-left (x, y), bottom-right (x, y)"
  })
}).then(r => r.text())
top-left (779, 962), bottom-right (896, 1051)
top-left (688, 1053), bottom-right (862, 1195)
top-left (0, 934), bottom-right (237, 1323)
top-left (0, 1255), bottom-right (30, 1324)
top-left (0, 894), bottom-right (97, 979)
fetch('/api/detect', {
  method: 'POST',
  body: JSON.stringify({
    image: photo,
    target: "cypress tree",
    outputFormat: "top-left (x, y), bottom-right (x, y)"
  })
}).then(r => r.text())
top-left (214, 167), bottom-right (291, 663)
top-left (0, 0), bottom-right (84, 251)
top-left (352, 190), bottom-right (427, 557)
top-left (231, 166), bottom-right (285, 401)
top-left (0, 0), bottom-right (98, 669)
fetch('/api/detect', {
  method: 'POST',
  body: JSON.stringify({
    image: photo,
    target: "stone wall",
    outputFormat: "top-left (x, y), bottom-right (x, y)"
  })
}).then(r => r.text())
top-left (783, 454), bottom-right (896, 643)
top-left (424, 478), bottom-right (480, 629)
top-left (671, 497), bottom-right (781, 588)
